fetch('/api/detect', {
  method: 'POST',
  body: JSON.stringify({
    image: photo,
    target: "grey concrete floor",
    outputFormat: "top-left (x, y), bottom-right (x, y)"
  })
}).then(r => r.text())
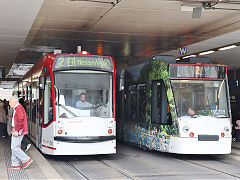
top-left (45, 142), bottom-right (240, 180)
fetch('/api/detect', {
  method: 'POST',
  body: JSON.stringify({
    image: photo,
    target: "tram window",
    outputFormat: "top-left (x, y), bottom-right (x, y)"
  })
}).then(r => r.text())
top-left (152, 80), bottom-right (172, 125)
top-left (31, 100), bottom-right (37, 123)
top-left (171, 80), bottom-right (229, 118)
top-left (39, 91), bottom-right (43, 124)
top-left (128, 85), bottom-right (137, 121)
top-left (44, 76), bottom-right (53, 125)
top-left (31, 81), bottom-right (38, 123)
top-left (54, 71), bottom-right (113, 118)
top-left (138, 84), bottom-right (146, 122)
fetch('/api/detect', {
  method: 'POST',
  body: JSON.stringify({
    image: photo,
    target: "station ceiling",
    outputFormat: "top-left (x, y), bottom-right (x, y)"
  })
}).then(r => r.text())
top-left (1, 0), bottom-right (240, 87)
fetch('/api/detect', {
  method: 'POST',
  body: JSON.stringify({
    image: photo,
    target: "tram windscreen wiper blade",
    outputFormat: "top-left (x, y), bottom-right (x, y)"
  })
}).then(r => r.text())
top-left (59, 104), bottom-right (78, 117)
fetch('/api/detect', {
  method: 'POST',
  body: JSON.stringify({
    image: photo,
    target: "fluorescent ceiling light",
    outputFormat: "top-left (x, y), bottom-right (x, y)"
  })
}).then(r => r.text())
top-left (7, 63), bottom-right (34, 78)
top-left (181, 4), bottom-right (202, 18)
top-left (183, 55), bottom-right (196, 59)
top-left (181, 4), bottom-right (194, 12)
top-left (0, 81), bottom-right (17, 89)
top-left (199, 50), bottom-right (215, 55)
top-left (218, 45), bottom-right (238, 51)
top-left (192, 6), bottom-right (202, 19)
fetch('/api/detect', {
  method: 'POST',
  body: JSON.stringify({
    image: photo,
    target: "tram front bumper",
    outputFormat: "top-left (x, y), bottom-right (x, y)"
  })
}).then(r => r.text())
top-left (168, 137), bottom-right (231, 154)
top-left (42, 139), bottom-right (116, 155)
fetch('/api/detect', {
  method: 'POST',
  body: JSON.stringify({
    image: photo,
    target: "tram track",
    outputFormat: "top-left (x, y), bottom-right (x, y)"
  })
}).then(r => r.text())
top-left (187, 160), bottom-right (240, 179)
top-left (66, 162), bottom-right (89, 180)
top-left (94, 157), bottom-right (134, 180)
top-left (51, 144), bottom-right (240, 179)
top-left (174, 155), bottom-right (240, 179)
top-left (66, 157), bottom-right (134, 180)
top-left (67, 155), bottom-right (240, 179)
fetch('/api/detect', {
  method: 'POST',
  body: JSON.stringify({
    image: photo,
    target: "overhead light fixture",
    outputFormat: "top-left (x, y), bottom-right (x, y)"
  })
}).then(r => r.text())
top-left (178, 42), bottom-right (240, 61)
top-left (0, 81), bottom-right (16, 89)
top-left (218, 45), bottom-right (238, 51)
top-left (181, 4), bottom-right (202, 18)
top-left (199, 50), bottom-right (215, 55)
top-left (192, 6), bottom-right (202, 18)
top-left (7, 63), bottom-right (34, 78)
top-left (181, 4), bottom-right (194, 12)
top-left (183, 55), bottom-right (196, 59)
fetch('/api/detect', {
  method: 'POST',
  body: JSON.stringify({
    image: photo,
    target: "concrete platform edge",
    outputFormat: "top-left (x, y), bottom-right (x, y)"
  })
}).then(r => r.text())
top-left (28, 146), bottom-right (62, 179)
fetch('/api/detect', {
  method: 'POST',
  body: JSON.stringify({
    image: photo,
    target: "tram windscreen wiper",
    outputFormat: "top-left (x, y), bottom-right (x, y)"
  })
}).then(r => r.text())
top-left (59, 104), bottom-right (78, 117)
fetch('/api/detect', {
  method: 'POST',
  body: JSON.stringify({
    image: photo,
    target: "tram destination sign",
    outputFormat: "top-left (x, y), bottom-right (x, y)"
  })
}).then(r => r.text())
top-left (169, 64), bottom-right (227, 80)
top-left (53, 55), bottom-right (113, 72)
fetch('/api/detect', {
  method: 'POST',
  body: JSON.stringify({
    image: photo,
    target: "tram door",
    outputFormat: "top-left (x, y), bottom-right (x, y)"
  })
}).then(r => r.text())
top-left (42, 75), bottom-right (55, 152)
top-left (36, 90), bottom-right (43, 149)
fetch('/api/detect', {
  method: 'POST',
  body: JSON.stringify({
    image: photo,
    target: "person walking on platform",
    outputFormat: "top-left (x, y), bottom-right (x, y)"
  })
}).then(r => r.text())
top-left (7, 96), bottom-right (33, 170)
top-left (19, 96), bottom-right (31, 151)
top-left (0, 100), bottom-right (8, 138)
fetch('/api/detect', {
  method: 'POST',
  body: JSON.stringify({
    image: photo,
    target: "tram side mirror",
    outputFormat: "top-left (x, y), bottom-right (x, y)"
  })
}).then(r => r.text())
top-left (119, 69), bottom-right (125, 91)
top-left (39, 76), bottom-right (45, 90)
top-left (119, 79), bottom-right (124, 91)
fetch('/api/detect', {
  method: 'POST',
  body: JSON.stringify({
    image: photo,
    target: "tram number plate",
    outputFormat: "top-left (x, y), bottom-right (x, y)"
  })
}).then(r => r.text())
top-left (198, 135), bottom-right (219, 141)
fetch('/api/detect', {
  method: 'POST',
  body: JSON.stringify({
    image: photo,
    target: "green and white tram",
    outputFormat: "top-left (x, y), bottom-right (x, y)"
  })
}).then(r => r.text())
top-left (118, 56), bottom-right (231, 154)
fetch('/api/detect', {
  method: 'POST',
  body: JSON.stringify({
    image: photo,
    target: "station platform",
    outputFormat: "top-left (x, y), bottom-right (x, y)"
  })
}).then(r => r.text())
top-left (0, 137), bottom-right (61, 180)
top-left (1, 138), bottom-right (240, 180)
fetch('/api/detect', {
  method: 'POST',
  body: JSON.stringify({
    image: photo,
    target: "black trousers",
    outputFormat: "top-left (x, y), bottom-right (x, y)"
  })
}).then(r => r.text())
top-left (0, 122), bottom-right (8, 137)
top-left (236, 130), bottom-right (240, 142)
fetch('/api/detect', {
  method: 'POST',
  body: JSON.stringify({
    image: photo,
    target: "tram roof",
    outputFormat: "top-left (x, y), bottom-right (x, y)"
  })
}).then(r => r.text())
top-left (128, 55), bottom-right (176, 67)
top-left (21, 53), bottom-right (115, 81)
top-left (128, 55), bottom-right (228, 68)
top-left (21, 54), bottom-right (57, 81)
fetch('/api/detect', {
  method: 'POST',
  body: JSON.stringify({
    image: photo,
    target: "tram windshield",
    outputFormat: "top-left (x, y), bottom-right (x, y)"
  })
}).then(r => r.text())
top-left (171, 80), bottom-right (229, 118)
top-left (54, 70), bottom-right (113, 118)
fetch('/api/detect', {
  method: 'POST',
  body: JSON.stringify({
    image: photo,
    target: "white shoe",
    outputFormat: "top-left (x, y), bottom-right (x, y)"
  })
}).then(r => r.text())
top-left (25, 144), bottom-right (31, 152)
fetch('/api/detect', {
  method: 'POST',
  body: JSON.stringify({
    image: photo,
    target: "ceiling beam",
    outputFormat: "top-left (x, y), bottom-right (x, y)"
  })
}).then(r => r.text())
top-left (0, 78), bottom-right (19, 81)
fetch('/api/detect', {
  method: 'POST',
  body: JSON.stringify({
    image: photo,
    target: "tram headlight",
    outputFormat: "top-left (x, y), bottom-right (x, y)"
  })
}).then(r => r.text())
top-left (108, 129), bottom-right (113, 134)
top-left (182, 126), bottom-right (189, 133)
top-left (224, 126), bottom-right (229, 132)
top-left (189, 132), bottom-right (194, 137)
